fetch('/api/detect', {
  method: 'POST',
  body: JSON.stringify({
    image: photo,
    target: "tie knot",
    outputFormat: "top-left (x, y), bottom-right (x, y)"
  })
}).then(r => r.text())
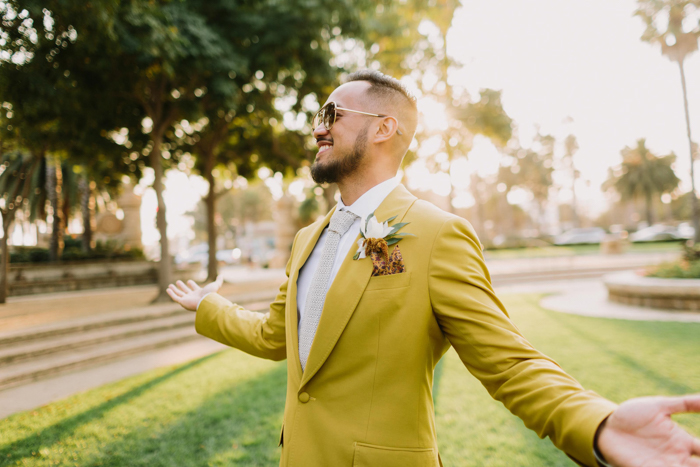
top-left (328, 209), bottom-right (357, 236)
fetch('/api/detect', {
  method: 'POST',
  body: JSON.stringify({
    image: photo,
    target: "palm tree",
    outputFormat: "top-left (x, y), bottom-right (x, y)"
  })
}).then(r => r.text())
top-left (605, 139), bottom-right (681, 225)
top-left (636, 0), bottom-right (700, 240)
top-left (0, 150), bottom-right (47, 303)
top-left (563, 134), bottom-right (580, 228)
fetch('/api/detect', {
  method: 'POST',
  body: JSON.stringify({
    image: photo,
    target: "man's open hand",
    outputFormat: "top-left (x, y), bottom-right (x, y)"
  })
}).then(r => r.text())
top-left (597, 394), bottom-right (700, 466)
top-left (166, 275), bottom-right (224, 311)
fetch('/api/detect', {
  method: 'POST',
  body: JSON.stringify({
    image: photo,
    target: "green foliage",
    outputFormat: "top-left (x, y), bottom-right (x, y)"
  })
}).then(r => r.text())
top-left (499, 132), bottom-right (556, 203)
top-left (10, 239), bottom-right (144, 263)
top-left (604, 139), bottom-right (680, 224)
top-left (457, 89), bottom-right (513, 146)
top-left (646, 242), bottom-right (700, 278)
top-left (647, 259), bottom-right (700, 278)
top-left (683, 242), bottom-right (700, 261)
top-left (298, 195), bottom-right (320, 226)
top-left (635, 0), bottom-right (700, 63)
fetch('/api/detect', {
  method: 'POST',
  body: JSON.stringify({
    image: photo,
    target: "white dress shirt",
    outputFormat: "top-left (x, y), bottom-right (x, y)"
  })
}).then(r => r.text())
top-left (296, 177), bottom-right (400, 323)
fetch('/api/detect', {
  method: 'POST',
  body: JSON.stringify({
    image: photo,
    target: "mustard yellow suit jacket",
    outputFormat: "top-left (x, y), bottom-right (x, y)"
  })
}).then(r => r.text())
top-left (196, 184), bottom-right (617, 467)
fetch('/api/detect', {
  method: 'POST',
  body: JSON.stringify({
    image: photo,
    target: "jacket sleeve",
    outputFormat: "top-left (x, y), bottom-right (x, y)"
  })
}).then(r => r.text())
top-left (428, 216), bottom-right (616, 467)
top-left (194, 232), bottom-right (298, 362)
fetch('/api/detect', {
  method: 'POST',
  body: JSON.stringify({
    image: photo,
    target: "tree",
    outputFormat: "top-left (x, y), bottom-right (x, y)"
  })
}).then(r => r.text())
top-left (636, 0), bottom-right (700, 240)
top-left (605, 139), bottom-right (681, 225)
top-left (356, 1), bottom-right (514, 231)
top-left (0, 150), bottom-right (46, 303)
top-left (563, 134), bottom-right (580, 228)
top-left (498, 132), bottom-right (556, 234)
top-left (0, 0), bottom-right (144, 263)
top-left (178, 0), bottom-right (366, 281)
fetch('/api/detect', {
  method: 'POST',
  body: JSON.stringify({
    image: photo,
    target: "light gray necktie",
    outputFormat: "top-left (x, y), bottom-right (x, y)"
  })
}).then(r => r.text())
top-left (298, 209), bottom-right (358, 371)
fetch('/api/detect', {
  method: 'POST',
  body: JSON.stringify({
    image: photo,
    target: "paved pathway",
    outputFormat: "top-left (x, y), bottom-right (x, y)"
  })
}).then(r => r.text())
top-left (0, 266), bottom-right (286, 333)
top-left (496, 278), bottom-right (700, 323)
top-left (0, 267), bottom-right (286, 419)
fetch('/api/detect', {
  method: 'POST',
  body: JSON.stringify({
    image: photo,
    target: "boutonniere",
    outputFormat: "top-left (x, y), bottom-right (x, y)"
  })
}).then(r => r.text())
top-left (353, 211), bottom-right (414, 261)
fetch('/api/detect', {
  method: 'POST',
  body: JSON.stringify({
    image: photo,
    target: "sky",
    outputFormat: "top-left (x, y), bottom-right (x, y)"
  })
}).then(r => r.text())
top-left (135, 0), bottom-right (700, 250)
top-left (444, 0), bottom-right (700, 214)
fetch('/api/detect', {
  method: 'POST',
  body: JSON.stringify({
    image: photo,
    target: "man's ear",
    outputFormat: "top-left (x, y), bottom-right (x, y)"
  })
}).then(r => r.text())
top-left (374, 116), bottom-right (400, 143)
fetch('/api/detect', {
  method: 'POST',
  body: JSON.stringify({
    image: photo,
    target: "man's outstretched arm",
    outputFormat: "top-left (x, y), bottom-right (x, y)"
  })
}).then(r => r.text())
top-left (167, 271), bottom-right (288, 361)
top-left (167, 234), bottom-right (298, 362)
top-left (428, 216), bottom-right (700, 467)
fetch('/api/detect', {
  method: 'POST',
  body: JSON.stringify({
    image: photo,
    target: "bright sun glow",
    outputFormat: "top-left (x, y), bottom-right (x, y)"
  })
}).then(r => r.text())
top-left (417, 97), bottom-right (449, 131)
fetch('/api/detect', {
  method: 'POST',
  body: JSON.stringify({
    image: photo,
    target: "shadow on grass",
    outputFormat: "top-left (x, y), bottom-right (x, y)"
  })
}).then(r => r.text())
top-left (534, 296), bottom-right (697, 395)
top-left (0, 353), bottom-right (219, 464)
top-left (75, 361), bottom-right (288, 467)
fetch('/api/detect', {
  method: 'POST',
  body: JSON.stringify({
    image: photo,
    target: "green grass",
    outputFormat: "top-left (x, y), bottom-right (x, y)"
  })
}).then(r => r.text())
top-left (483, 241), bottom-right (683, 260)
top-left (2, 294), bottom-right (699, 466)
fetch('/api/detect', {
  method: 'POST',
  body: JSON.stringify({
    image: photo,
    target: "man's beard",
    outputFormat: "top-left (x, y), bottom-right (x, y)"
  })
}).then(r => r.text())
top-left (310, 126), bottom-right (368, 184)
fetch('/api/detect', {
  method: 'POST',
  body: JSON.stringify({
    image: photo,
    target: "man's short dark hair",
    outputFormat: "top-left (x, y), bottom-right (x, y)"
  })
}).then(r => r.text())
top-left (343, 70), bottom-right (418, 147)
top-left (344, 70), bottom-right (417, 110)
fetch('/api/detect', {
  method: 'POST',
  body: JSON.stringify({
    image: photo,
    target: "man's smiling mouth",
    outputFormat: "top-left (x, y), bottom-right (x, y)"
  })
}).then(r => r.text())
top-left (317, 141), bottom-right (333, 155)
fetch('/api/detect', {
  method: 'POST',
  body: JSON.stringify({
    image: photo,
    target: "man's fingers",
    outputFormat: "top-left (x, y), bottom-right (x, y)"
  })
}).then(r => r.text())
top-left (168, 284), bottom-right (184, 298)
top-left (661, 394), bottom-right (700, 415)
top-left (187, 280), bottom-right (201, 291)
top-left (692, 437), bottom-right (700, 457)
top-left (166, 287), bottom-right (182, 304)
top-left (176, 280), bottom-right (192, 293)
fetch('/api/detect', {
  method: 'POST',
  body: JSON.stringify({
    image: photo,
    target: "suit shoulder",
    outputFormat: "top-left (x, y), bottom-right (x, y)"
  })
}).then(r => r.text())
top-left (408, 200), bottom-right (482, 247)
top-left (409, 199), bottom-right (473, 228)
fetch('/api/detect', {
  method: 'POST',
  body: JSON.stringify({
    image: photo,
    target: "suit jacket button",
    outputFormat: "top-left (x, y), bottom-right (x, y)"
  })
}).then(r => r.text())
top-left (298, 392), bottom-right (310, 403)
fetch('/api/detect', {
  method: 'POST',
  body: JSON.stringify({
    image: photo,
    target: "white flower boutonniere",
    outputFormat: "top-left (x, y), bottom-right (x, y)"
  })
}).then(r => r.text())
top-left (353, 211), bottom-right (414, 260)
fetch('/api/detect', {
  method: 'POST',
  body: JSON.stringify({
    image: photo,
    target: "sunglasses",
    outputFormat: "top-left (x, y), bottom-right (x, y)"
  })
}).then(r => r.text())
top-left (312, 101), bottom-right (403, 135)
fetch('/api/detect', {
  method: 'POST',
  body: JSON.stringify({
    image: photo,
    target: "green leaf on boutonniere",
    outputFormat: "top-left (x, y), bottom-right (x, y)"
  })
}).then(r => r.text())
top-left (386, 237), bottom-right (402, 246)
top-left (364, 212), bottom-right (375, 233)
top-left (388, 222), bottom-right (409, 236)
top-left (353, 251), bottom-right (361, 260)
top-left (385, 215), bottom-right (398, 223)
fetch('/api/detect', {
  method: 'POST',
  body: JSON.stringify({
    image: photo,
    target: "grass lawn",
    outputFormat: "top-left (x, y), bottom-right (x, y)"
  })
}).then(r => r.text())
top-left (2, 294), bottom-right (699, 466)
top-left (483, 241), bottom-right (683, 260)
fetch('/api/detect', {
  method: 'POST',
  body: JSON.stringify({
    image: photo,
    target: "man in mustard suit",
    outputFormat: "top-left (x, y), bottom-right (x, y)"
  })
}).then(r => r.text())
top-left (168, 70), bottom-right (700, 467)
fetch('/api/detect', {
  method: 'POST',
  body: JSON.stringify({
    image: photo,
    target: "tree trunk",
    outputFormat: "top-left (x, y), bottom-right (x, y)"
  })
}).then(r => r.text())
top-left (0, 216), bottom-right (12, 304)
top-left (150, 132), bottom-right (172, 303)
top-left (204, 150), bottom-right (218, 281)
top-left (678, 60), bottom-right (700, 243)
top-left (80, 176), bottom-right (94, 253)
top-left (571, 170), bottom-right (579, 228)
top-left (48, 157), bottom-right (64, 262)
top-left (645, 192), bottom-right (654, 226)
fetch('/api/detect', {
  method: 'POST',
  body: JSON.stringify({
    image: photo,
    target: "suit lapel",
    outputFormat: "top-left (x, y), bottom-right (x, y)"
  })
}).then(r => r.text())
top-left (287, 207), bottom-right (336, 382)
top-left (300, 184), bottom-right (417, 388)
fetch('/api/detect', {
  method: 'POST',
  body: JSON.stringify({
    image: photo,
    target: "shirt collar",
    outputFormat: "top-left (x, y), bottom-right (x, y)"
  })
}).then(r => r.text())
top-left (337, 176), bottom-right (401, 220)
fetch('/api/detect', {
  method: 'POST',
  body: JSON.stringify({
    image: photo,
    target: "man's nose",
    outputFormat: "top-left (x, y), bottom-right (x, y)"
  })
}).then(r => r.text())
top-left (313, 122), bottom-right (329, 139)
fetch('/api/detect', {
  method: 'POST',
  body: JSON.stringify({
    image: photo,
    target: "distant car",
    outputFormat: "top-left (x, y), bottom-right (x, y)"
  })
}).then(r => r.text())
top-left (216, 248), bottom-right (242, 265)
top-left (677, 222), bottom-right (695, 240)
top-left (175, 243), bottom-right (209, 265)
top-left (553, 227), bottom-right (607, 246)
top-left (629, 224), bottom-right (685, 242)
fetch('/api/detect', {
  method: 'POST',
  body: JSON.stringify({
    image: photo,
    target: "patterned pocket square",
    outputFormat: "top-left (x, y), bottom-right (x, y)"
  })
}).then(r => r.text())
top-left (370, 245), bottom-right (406, 277)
